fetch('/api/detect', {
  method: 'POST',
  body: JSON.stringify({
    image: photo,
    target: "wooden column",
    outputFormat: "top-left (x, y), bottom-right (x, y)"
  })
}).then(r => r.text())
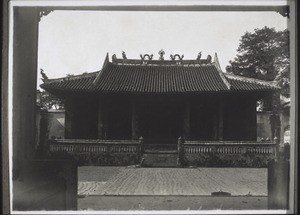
top-left (218, 101), bottom-right (224, 141)
top-left (12, 7), bottom-right (39, 180)
top-left (131, 98), bottom-right (138, 139)
top-left (249, 99), bottom-right (258, 140)
top-left (64, 99), bottom-right (74, 139)
top-left (97, 100), bottom-right (104, 139)
top-left (183, 100), bottom-right (191, 139)
top-left (213, 112), bottom-right (219, 140)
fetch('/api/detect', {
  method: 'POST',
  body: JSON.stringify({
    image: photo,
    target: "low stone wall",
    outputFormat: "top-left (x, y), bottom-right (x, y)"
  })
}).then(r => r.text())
top-left (48, 151), bottom-right (140, 166)
top-left (46, 139), bottom-right (142, 166)
top-left (182, 153), bottom-right (274, 167)
top-left (179, 141), bottom-right (276, 168)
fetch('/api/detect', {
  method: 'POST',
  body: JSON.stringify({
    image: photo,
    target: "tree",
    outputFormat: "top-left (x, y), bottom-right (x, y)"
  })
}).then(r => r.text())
top-left (37, 90), bottom-right (64, 110)
top-left (226, 27), bottom-right (289, 81)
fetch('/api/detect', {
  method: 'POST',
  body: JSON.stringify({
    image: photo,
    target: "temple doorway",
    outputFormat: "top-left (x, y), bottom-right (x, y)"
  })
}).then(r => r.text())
top-left (138, 97), bottom-right (184, 143)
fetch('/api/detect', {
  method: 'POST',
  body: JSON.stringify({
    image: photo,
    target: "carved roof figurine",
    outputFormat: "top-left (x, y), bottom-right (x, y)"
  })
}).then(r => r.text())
top-left (158, 49), bottom-right (165, 61)
top-left (112, 54), bottom-right (117, 62)
top-left (170, 54), bottom-right (184, 61)
top-left (197, 52), bottom-right (202, 60)
top-left (140, 54), bottom-right (153, 61)
top-left (122, 51), bottom-right (127, 60)
top-left (40, 69), bottom-right (48, 82)
top-left (206, 55), bottom-right (212, 63)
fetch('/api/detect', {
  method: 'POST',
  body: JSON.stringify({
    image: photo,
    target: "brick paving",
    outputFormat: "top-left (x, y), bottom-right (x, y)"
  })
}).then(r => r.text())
top-left (78, 167), bottom-right (267, 196)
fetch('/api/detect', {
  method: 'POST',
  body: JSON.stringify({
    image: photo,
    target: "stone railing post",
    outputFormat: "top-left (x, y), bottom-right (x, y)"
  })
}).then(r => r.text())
top-left (139, 136), bottom-right (144, 155)
top-left (274, 136), bottom-right (280, 161)
top-left (45, 139), bottom-right (51, 156)
top-left (106, 142), bottom-right (111, 155)
top-left (283, 142), bottom-right (290, 161)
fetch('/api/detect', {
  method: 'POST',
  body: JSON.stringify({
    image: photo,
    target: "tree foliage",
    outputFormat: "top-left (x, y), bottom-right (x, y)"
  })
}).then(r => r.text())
top-left (226, 27), bottom-right (289, 81)
top-left (37, 90), bottom-right (64, 110)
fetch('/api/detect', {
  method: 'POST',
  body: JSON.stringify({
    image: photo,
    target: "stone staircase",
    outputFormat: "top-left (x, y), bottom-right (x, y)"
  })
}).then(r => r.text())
top-left (140, 141), bottom-right (179, 167)
top-left (140, 153), bottom-right (179, 167)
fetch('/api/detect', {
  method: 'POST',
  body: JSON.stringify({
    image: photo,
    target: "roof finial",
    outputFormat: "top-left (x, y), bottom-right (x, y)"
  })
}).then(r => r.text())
top-left (170, 54), bottom-right (184, 61)
top-left (122, 51), bottom-right (127, 60)
top-left (197, 52), bottom-right (202, 60)
top-left (140, 54), bottom-right (153, 61)
top-left (158, 49), bottom-right (165, 61)
top-left (40, 69), bottom-right (48, 82)
top-left (213, 52), bottom-right (221, 69)
top-left (207, 55), bottom-right (212, 63)
top-left (112, 54), bottom-right (117, 62)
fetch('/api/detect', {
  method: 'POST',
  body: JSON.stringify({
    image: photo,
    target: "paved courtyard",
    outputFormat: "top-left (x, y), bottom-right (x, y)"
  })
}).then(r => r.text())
top-left (78, 166), bottom-right (267, 196)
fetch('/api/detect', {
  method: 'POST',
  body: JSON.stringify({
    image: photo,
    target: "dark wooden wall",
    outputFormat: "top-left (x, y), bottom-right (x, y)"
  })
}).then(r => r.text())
top-left (223, 94), bottom-right (257, 141)
top-left (65, 93), bottom-right (259, 142)
top-left (65, 96), bottom-right (98, 139)
top-left (190, 96), bottom-right (218, 140)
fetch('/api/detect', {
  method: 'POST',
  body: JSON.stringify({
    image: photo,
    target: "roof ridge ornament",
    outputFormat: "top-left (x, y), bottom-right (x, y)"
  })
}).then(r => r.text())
top-left (112, 54), bottom-right (117, 62)
top-left (158, 49), bottom-right (165, 61)
top-left (196, 52), bottom-right (202, 60)
top-left (110, 51), bottom-right (213, 66)
top-left (170, 54), bottom-right (184, 61)
top-left (122, 51), bottom-right (127, 60)
top-left (207, 55), bottom-right (212, 63)
top-left (140, 54), bottom-right (153, 61)
top-left (38, 9), bottom-right (54, 22)
top-left (40, 69), bottom-right (48, 83)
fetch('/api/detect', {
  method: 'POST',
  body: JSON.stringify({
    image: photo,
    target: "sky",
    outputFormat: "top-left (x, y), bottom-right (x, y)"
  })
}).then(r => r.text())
top-left (37, 9), bottom-right (288, 88)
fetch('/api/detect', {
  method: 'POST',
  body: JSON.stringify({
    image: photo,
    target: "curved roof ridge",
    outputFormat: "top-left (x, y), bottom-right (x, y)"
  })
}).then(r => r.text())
top-left (41, 71), bottom-right (98, 84)
top-left (92, 53), bottom-right (110, 86)
top-left (211, 53), bottom-right (231, 90)
top-left (224, 73), bottom-right (280, 89)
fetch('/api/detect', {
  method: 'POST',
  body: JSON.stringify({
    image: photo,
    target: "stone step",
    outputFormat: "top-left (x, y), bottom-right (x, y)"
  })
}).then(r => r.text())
top-left (141, 153), bottom-right (179, 167)
top-left (143, 144), bottom-right (177, 153)
top-left (144, 150), bottom-right (177, 154)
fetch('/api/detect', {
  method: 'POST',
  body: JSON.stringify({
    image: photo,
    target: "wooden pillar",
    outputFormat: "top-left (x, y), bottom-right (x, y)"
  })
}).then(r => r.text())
top-left (183, 100), bottom-right (190, 139)
top-left (12, 7), bottom-right (39, 179)
top-left (131, 98), bottom-right (138, 139)
top-left (269, 91), bottom-right (281, 141)
top-left (97, 100), bottom-right (104, 139)
top-left (250, 99), bottom-right (258, 140)
top-left (213, 107), bottom-right (219, 140)
top-left (218, 101), bottom-right (224, 141)
top-left (65, 99), bottom-right (73, 139)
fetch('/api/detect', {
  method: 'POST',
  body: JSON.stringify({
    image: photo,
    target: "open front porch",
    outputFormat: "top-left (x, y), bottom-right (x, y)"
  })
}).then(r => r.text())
top-left (65, 93), bottom-right (261, 142)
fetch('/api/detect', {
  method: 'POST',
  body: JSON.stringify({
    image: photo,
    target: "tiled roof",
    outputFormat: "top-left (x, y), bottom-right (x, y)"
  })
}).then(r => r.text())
top-left (92, 62), bottom-right (229, 93)
top-left (224, 73), bottom-right (280, 91)
top-left (41, 72), bottom-right (98, 93)
top-left (41, 56), bottom-right (279, 95)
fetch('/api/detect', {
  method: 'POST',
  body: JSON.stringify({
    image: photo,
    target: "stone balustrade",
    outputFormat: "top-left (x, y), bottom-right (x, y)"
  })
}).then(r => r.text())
top-left (48, 139), bottom-right (142, 154)
top-left (181, 140), bottom-right (275, 155)
top-left (177, 139), bottom-right (276, 167)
